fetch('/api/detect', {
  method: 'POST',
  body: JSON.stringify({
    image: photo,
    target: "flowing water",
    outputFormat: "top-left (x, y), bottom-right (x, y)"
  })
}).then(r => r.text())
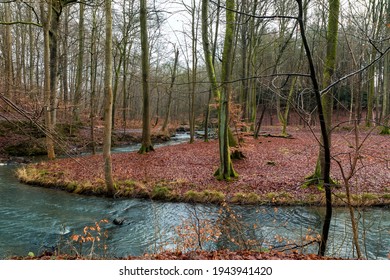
top-left (0, 137), bottom-right (389, 259)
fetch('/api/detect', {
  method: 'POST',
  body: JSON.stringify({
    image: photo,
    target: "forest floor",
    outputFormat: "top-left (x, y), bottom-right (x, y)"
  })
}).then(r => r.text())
top-left (13, 124), bottom-right (390, 207)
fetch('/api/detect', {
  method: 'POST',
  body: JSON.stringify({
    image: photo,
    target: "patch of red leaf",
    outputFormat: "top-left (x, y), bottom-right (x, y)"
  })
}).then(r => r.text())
top-left (25, 127), bottom-right (390, 205)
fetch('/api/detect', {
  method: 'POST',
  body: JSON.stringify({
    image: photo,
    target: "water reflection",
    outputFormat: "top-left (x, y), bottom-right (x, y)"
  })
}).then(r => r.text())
top-left (0, 165), bottom-right (389, 259)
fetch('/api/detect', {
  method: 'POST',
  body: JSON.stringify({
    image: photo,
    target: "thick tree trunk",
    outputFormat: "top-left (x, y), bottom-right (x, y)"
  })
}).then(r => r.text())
top-left (41, 1), bottom-right (56, 160)
top-left (202, 0), bottom-right (238, 180)
top-left (49, 4), bottom-right (61, 127)
top-left (138, 0), bottom-right (154, 154)
top-left (103, 0), bottom-right (115, 197)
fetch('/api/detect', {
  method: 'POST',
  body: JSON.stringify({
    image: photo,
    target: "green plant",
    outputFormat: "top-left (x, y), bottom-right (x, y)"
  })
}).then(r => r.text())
top-left (152, 185), bottom-right (172, 200)
top-left (231, 192), bottom-right (260, 204)
top-left (184, 190), bottom-right (203, 203)
top-left (381, 194), bottom-right (390, 199)
top-left (202, 190), bottom-right (225, 203)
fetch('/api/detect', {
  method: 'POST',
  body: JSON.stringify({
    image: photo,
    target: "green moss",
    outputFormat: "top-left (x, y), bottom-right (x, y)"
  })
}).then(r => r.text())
top-left (279, 192), bottom-right (292, 199)
top-left (151, 185), bottom-right (172, 200)
top-left (231, 192), bottom-right (260, 204)
top-left (381, 194), bottom-right (390, 199)
top-left (266, 192), bottom-right (277, 200)
top-left (73, 185), bottom-right (85, 194)
top-left (379, 126), bottom-right (390, 135)
top-left (335, 192), bottom-right (347, 199)
top-left (184, 190), bottom-right (203, 203)
top-left (202, 190), bottom-right (225, 203)
top-left (361, 193), bottom-right (378, 201)
top-left (183, 190), bottom-right (225, 204)
top-left (66, 182), bottom-right (77, 192)
top-left (123, 180), bottom-right (138, 187)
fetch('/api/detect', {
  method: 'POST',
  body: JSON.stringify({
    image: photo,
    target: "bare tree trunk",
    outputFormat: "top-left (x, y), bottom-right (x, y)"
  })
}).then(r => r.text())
top-left (41, 1), bottom-right (56, 160)
top-left (49, 2), bottom-right (61, 127)
top-left (382, 1), bottom-right (390, 134)
top-left (62, 7), bottom-right (69, 111)
top-left (296, 0), bottom-right (332, 257)
top-left (90, 6), bottom-right (99, 155)
top-left (73, 2), bottom-right (85, 123)
top-left (103, 0), bottom-right (115, 196)
top-left (308, 0), bottom-right (340, 187)
top-left (162, 47), bottom-right (179, 133)
top-left (138, 0), bottom-right (154, 153)
top-left (204, 0), bottom-right (220, 142)
top-left (202, 0), bottom-right (238, 180)
top-left (4, 3), bottom-right (13, 110)
top-left (189, 0), bottom-right (199, 144)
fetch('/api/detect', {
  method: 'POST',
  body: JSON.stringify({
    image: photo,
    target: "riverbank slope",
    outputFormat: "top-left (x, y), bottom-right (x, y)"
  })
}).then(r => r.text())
top-left (15, 127), bottom-right (390, 206)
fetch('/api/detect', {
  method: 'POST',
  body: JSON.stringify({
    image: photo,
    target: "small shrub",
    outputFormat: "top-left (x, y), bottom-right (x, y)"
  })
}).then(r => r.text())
top-left (70, 219), bottom-right (109, 259)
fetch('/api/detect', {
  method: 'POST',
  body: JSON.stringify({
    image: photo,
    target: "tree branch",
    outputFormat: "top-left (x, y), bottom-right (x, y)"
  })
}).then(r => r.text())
top-left (210, 0), bottom-right (298, 21)
top-left (320, 46), bottom-right (390, 95)
top-left (0, 21), bottom-right (41, 27)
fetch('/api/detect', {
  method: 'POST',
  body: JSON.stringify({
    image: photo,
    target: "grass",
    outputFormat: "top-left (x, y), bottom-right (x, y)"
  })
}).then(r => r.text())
top-left (15, 165), bottom-right (389, 207)
top-left (231, 192), bottom-right (260, 204)
top-left (184, 190), bottom-right (225, 204)
top-left (151, 185), bottom-right (174, 200)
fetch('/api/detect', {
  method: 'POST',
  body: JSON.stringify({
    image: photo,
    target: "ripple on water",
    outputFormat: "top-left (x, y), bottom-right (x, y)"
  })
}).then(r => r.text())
top-left (1, 165), bottom-right (389, 259)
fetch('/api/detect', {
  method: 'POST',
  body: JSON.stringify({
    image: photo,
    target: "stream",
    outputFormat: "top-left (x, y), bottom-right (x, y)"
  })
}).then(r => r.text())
top-left (0, 135), bottom-right (389, 259)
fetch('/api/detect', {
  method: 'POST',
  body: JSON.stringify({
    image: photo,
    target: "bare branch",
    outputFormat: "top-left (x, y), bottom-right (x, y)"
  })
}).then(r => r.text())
top-left (210, 0), bottom-right (298, 21)
top-left (320, 46), bottom-right (390, 95)
top-left (0, 21), bottom-right (42, 27)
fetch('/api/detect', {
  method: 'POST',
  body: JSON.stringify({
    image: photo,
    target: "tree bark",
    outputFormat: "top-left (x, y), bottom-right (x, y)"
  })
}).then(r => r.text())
top-left (162, 47), bottom-right (179, 133)
top-left (202, 0), bottom-right (238, 180)
top-left (103, 0), bottom-right (115, 196)
top-left (296, 0), bottom-right (332, 257)
top-left (41, 1), bottom-right (56, 160)
top-left (138, 0), bottom-right (154, 153)
top-left (73, 2), bottom-right (85, 123)
top-left (4, 3), bottom-right (13, 110)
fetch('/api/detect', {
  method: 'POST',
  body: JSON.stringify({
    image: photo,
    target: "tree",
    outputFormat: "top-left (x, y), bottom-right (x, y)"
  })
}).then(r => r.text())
top-left (296, 0), bottom-right (334, 256)
top-left (161, 47), bottom-right (179, 133)
top-left (380, 0), bottom-right (390, 134)
top-left (4, 2), bottom-right (13, 110)
top-left (203, 0), bottom-right (221, 142)
top-left (202, 0), bottom-right (238, 180)
top-left (103, 0), bottom-right (115, 196)
top-left (139, 0), bottom-right (154, 153)
top-left (188, 0), bottom-right (200, 144)
top-left (72, 1), bottom-right (85, 123)
top-left (40, 0), bottom-right (56, 160)
top-left (307, 0), bottom-right (340, 186)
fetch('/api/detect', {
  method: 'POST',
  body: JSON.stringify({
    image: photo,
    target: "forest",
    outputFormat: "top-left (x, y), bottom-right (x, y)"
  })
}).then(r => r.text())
top-left (0, 0), bottom-right (389, 260)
